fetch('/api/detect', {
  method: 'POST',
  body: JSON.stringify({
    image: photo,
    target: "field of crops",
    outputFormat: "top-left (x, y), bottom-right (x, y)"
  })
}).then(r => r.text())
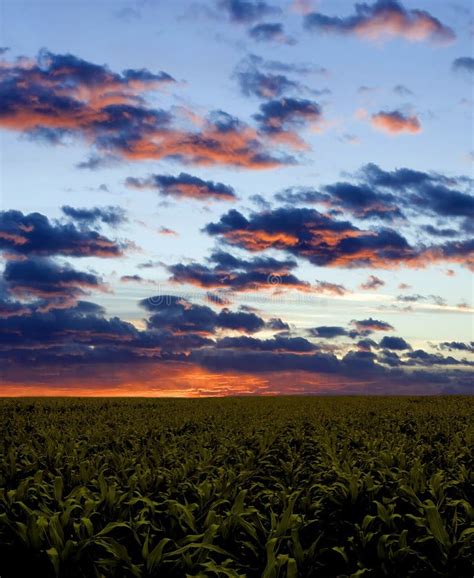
top-left (0, 397), bottom-right (473, 578)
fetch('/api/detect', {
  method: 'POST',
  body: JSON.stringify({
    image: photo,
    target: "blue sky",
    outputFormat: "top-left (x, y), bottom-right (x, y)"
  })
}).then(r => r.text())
top-left (0, 0), bottom-right (472, 395)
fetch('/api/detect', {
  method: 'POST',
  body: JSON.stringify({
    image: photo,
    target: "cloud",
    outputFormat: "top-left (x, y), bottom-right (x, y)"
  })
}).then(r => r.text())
top-left (351, 318), bottom-right (394, 333)
top-left (120, 274), bottom-right (158, 285)
top-left (218, 0), bottom-right (280, 23)
top-left (244, 54), bottom-right (327, 77)
top-left (379, 335), bottom-right (411, 350)
top-left (126, 172), bottom-right (237, 201)
top-left (452, 57), bottom-right (474, 74)
top-left (216, 335), bottom-right (316, 352)
top-left (322, 182), bottom-right (403, 220)
top-left (255, 97), bottom-right (322, 134)
top-left (0, 49), bottom-right (173, 132)
top-left (1, 279), bottom-right (472, 393)
top-left (304, 0), bottom-right (455, 44)
top-left (360, 163), bottom-right (474, 221)
top-left (204, 207), bottom-right (474, 270)
top-left (393, 84), bottom-right (414, 96)
top-left (314, 280), bottom-right (349, 296)
top-left (0, 50), bottom-right (288, 169)
top-left (310, 318), bottom-right (394, 340)
top-left (140, 294), bottom-right (265, 334)
top-left (237, 68), bottom-right (300, 99)
top-left (2, 257), bottom-right (105, 308)
top-left (396, 293), bottom-right (447, 307)
top-left (248, 22), bottom-right (294, 44)
top-left (439, 341), bottom-right (474, 353)
top-left (61, 205), bottom-right (127, 227)
top-left (360, 275), bottom-right (385, 290)
top-left (276, 182), bottom-right (403, 222)
top-left (167, 250), bottom-right (311, 292)
top-left (75, 155), bottom-right (119, 171)
top-left (266, 317), bottom-right (290, 331)
top-left (371, 110), bottom-right (421, 134)
top-left (310, 326), bottom-right (351, 339)
top-left (0, 210), bottom-right (126, 258)
top-left (158, 227), bottom-right (178, 236)
top-left (253, 97), bottom-right (323, 150)
top-left (234, 56), bottom-right (314, 101)
top-left (422, 225), bottom-right (459, 238)
top-left (277, 165), bottom-right (473, 229)
top-left (405, 349), bottom-right (469, 366)
top-left (205, 292), bottom-right (233, 307)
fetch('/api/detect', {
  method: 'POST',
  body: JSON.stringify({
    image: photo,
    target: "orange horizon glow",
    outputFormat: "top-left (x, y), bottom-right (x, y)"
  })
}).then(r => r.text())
top-left (0, 362), bottom-right (378, 397)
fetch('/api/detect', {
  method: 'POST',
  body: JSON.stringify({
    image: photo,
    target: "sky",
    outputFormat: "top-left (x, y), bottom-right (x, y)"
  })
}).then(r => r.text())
top-left (0, 0), bottom-right (473, 396)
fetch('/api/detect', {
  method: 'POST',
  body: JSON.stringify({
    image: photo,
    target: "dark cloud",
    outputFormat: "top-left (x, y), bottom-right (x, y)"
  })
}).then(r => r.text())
top-left (2, 257), bottom-right (105, 308)
top-left (140, 294), bottom-right (265, 334)
top-left (276, 164), bottom-right (473, 228)
top-left (351, 318), bottom-right (394, 334)
top-left (310, 318), bottom-right (394, 340)
top-left (276, 183), bottom-right (402, 221)
top-left (61, 205), bottom-right (127, 227)
top-left (167, 250), bottom-right (311, 292)
top-left (266, 317), bottom-right (290, 331)
top-left (126, 172), bottom-right (237, 201)
top-left (0, 298), bottom-right (212, 369)
top-left (205, 292), bottom-right (232, 307)
top-left (218, 0), bottom-right (280, 23)
top-left (275, 187), bottom-right (320, 205)
top-left (314, 280), bottom-right (348, 296)
top-left (422, 225), bottom-right (459, 238)
top-left (192, 347), bottom-right (340, 373)
top-left (452, 57), bottom-right (474, 74)
top-left (360, 275), bottom-right (385, 290)
top-left (439, 341), bottom-right (474, 353)
top-left (0, 210), bottom-right (126, 258)
top-left (216, 335), bottom-right (316, 352)
top-left (405, 350), bottom-right (469, 366)
top-left (304, 1), bottom-right (455, 44)
top-left (361, 163), bottom-right (474, 221)
top-left (254, 98), bottom-right (322, 147)
top-left (309, 326), bottom-right (351, 339)
top-left (379, 336), bottom-right (411, 350)
top-left (235, 57), bottom-right (302, 99)
top-left (357, 338), bottom-right (378, 351)
top-left (248, 22), bottom-right (294, 44)
top-left (218, 309), bottom-right (265, 333)
top-left (120, 274), bottom-right (158, 285)
top-left (323, 182), bottom-right (403, 220)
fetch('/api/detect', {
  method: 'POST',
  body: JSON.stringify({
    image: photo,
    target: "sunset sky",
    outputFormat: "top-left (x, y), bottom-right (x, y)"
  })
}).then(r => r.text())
top-left (0, 0), bottom-right (473, 395)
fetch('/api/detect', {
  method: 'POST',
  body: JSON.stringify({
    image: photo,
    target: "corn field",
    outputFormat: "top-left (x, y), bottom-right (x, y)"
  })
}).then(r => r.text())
top-left (0, 397), bottom-right (473, 577)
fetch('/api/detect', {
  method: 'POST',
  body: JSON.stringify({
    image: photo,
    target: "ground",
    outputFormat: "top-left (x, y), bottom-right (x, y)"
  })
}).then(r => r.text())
top-left (0, 396), bottom-right (473, 577)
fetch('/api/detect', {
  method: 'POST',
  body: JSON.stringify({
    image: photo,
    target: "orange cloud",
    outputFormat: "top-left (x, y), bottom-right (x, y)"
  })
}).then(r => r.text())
top-left (371, 111), bottom-right (421, 134)
top-left (0, 51), bottom-right (287, 169)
